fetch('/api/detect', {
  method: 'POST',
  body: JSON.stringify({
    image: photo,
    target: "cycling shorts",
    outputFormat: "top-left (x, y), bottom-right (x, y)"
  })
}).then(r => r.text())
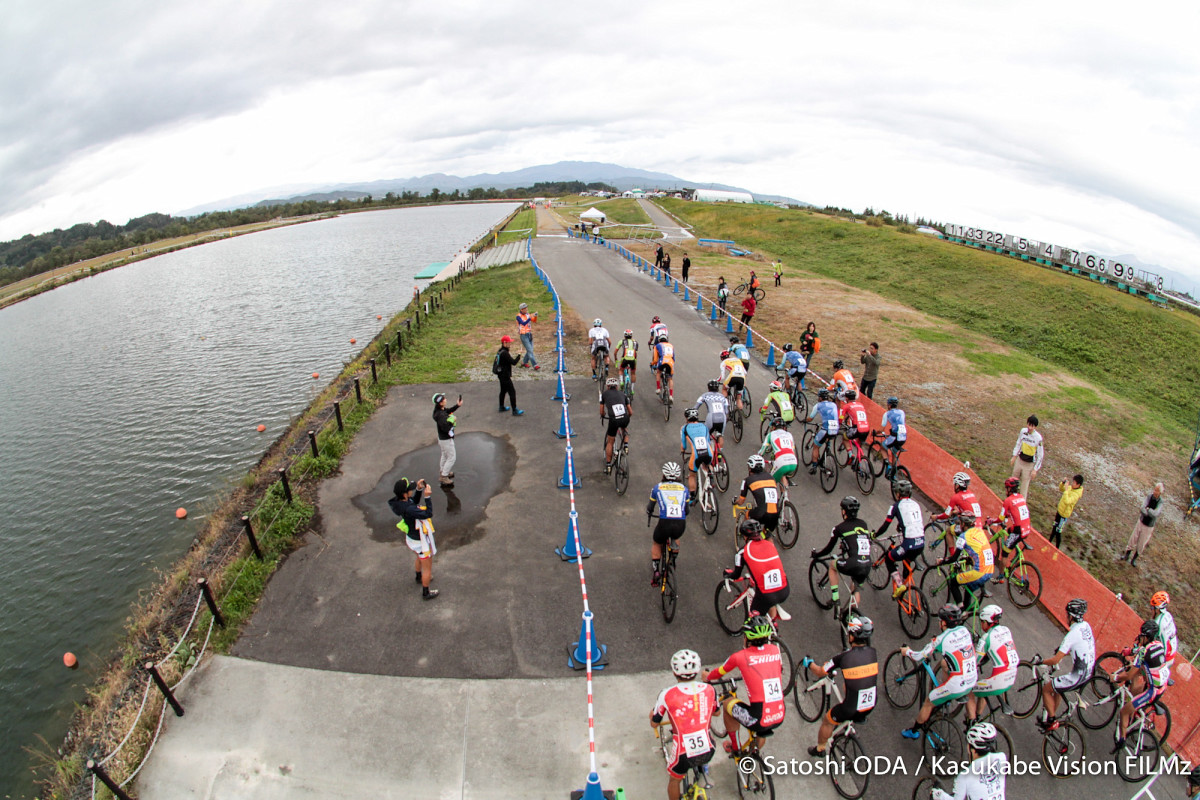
top-left (843, 428), bottom-right (866, 442)
top-left (886, 541), bottom-right (924, 565)
top-left (620, 358), bottom-right (637, 368)
top-left (974, 670), bottom-right (1016, 697)
top-left (885, 438), bottom-right (905, 451)
top-left (724, 376), bottom-right (745, 392)
top-left (786, 366), bottom-right (806, 378)
top-left (1002, 530), bottom-right (1027, 551)
top-left (605, 418), bottom-right (629, 438)
top-left (592, 344), bottom-right (609, 354)
top-left (836, 559), bottom-right (871, 586)
top-left (749, 509), bottom-right (780, 532)
top-left (751, 585), bottom-right (790, 616)
top-left (652, 518), bottom-right (687, 545)
top-left (771, 463), bottom-right (797, 482)
top-left (686, 451), bottom-right (712, 472)
top-left (657, 363), bottom-right (674, 377)
top-left (730, 701), bottom-right (780, 736)
top-left (664, 740), bottom-right (714, 780)
top-left (707, 420), bottom-right (725, 437)
top-left (929, 678), bottom-right (973, 706)
top-left (1052, 671), bottom-right (1090, 694)
top-left (741, 359), bottom-right (750, 371)
top-left (828, 699), bottom-right (871, 725)
top-left (814, 429), bottom-right (833, 445)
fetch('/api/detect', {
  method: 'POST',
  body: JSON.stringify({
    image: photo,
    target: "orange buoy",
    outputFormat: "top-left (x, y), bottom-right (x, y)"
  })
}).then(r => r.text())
top-left (63, 652), bottom-right (78, 670)
top-left (175, 507), bottom-right (188, 519)
top-left (256, 424), bottom-right (266, 432)
top-left (350, 338), bottom-right (357, 345)
top-left (376, 315), bottom-right (382, 320)
top-left (312, 372), bottom-right (320, 379)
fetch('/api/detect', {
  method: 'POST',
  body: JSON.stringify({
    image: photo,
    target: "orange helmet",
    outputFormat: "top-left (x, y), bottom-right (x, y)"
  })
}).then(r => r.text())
top-left (1151, 591), bottom-right (1171, 609)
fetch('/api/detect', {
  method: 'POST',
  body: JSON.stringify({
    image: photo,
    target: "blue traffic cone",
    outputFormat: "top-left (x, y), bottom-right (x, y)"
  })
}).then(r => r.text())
top-left (578, 771), bottom-right (607, 800)
top-left (766, 344), bottom-right (776, 367)
top-left (696, 294), bottom-right (703, 311)
top-left (567, 610), bottom-right (609, 669)
top-left (554, 404), bottom-right (576, 439)
top-left (556, 509), bottom-right (592, 561)
top-left (711, 303), bottom-right (718, 321)
top-left (552, 371), bottom-right (571, 401)
top-left (673, 280), bottom-right (679, 294)
top-left (746, 328), bottom-right (755, 349)
top-left (557, 445), bottom-right (581, 489)
top-left (725, 315), bottom-right (734, 334)
top-left (683, 285), bottom-right (689, 302)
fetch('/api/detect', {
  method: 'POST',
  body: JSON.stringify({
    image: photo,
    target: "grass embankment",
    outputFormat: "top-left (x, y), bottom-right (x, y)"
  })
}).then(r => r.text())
top-left (496, 208), bottom-right (537, 246)
top-left (38, 261), bottom-right (569, 799)
top-left (551, 197), bottom-right (656, 239)
top-left (638, 198), bottom-right (1200, 648)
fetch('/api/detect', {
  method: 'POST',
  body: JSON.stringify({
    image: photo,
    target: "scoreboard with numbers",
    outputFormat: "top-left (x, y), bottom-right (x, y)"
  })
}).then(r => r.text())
top-left (943, 224), bottom-right (1165, 292)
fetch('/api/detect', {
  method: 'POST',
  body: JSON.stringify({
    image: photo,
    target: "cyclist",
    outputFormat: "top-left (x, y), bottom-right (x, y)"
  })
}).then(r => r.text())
top-left (648, 316), bottom-right (669, 347)
top-left (599, 377), bottom-right (632, 474)
top-left (614, 330), bottom-right (639, 393)
top-left (991, 478), bottom-right (1031, 578)
top-left (930, 723), bottom-right (1007, 800)
top-left (651, 334), bottom-right (676, 402)
top-left (881, 397), bottom-right (907, 462)
top-left (719, 349), bottom-right (747, 415)
top-left (966, 605), bottom-right (1018, 726)
top-left (651, 649), bottom-right (717, 800)
top-left (1150, 590), bottom-right (1179, 666)
top-left (758, 417), bottom-right (798, 489)
top-left (802, 616), bottom-right (878, 758)
top-left (827, 359), bottom-right (858, 401)
top-left (838, 389), bottom-right (870, 455)
top-left (705, 615), bottom-right (787, 752)
top-left (1035, 598), bottom-right (1095, 729)
top-left (943, 515), bottom-right (994, 611)
top-left (811, 495), bottom-right (873, 611)
top-left (781, 342), bottom-right (808, 392)
top-left (735, 455), bottom-right (781, 533)
top-left (807, 388), bottom-right (840, 474)
top-left (729, 336), bottom-right (751, 372)
top-left (759, 380), bottom-right (795, 428)
top-left (1112, 620), bottom-right (1171, 754)
top-left (647, 462), bottom-right (690, 586)
top-left (725, 518), bottom-right (790, 621)
top-left (1189, 764), bottom-right (1200, 798)
top-left (589, 319), bottom-right (611, 381)
top-left (875, 479), bottom-right (925, 598)
top-left (691, 379), bottom-right (730, 439)
top-left (901, 604), bottom-right (978, 740)
top-left (680, 408), bottom-right (713, 500)
top-left (933, 472), bottom-right (983, 555)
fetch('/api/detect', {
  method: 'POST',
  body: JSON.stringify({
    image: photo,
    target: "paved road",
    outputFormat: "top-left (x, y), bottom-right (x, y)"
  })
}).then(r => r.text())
top-left (134, 234), bottom-right (1184, 799)
top-left (637, 198), bottom-right (693, 241)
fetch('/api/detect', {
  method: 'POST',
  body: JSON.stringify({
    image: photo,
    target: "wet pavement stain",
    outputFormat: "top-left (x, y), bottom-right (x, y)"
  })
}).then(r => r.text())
top-left (352, 432), bottom-right (516, 551)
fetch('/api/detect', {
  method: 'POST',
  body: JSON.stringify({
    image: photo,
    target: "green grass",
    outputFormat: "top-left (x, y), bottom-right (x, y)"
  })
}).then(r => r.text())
top-left (960, 348), bottom-right (1046, 378)
top-left (592, 198), bottom-right (651, 225)
top-left (903, 325), bottom-right (960, 344)
top-left (496, 208), bottom-right (536, 245)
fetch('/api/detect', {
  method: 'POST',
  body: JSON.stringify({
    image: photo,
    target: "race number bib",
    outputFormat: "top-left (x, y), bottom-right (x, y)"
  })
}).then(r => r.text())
top-left (693, 435), bottom-right (708, 451)
top-left (971, 503), bottom-right (982, 518)
top-left (763, 677), bottom-right (783, 703)
top-left (825, 420), bottom-right (838, 434)
top-left (682, 730), bottom-right (712, 757)
top-left (611, 403), bottom-right (626, 418)
top-left (1017, 505), bottom-right (1029, 521)
top-left (895, 423), bottom-right (907, 439)
top-left (779, 398), bottom-right (792, 413)
top-left (666, 502), bottom-right (684, 519)
top-left (855, 410), bottom-right (867, 425)
top-left (982, 548), bottom-right (994, 567)
top-left (856, 686), bottom-right (877, 712)
top-left (762, 568), bottom-right (783, 590)
top-left (763, 487), bottom-right (779, 505)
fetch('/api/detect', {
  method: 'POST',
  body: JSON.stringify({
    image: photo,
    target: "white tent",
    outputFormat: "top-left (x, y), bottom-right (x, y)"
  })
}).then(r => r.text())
top-left (693, 189), bottom-right (753, 204)
top-left (579, 207), bottom-right (606, 221)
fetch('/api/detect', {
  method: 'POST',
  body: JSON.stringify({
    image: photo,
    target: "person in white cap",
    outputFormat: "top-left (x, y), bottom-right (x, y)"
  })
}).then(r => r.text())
top-left (432, 393), bottom-right (462, 486)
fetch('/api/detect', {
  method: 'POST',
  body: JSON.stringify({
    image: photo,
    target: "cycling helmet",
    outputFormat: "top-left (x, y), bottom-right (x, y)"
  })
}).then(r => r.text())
top-left (953, 471), bottom-right (971, 489)
top-left (670, 648), bottom-right (702, 680)
top-left (894, 480), bottom-right (913, 498)
top-left (783, 342), bottom-right (793, 352)
top-left (938, 604), bottom-right (964, 626)
top-left (1066, 598), bottom-right (1088, 621)
top-left (844, 390), bottom-right (857, 402)
top-left (833, 359), bottom-right (844, 370)
top-left (729, 336), bottom-right (739, 345)
top-left (623, 329), bottom-right (633, 338)
top-left (605, 377), bottom-right (619, 388)
top-left (771, 417), bottom-right (788, 430)
top-left (1143, 640), bottom-right (1168, 669)
top-left (742, 614), bottom-right (774, 644)
top-left (1004, 477), bottom-right (1020, 495)
top-left (684, 408), bottom-right (699, 421)
top-left (432, 393), bottom-right (446, 405)
top-left (593, 318), bottom-right (602, 327)
top-left (659, 334), bottom-right (669, 342)
top-left (840, 495), bottom-right (860, 516)
top-left (652, 316), bottom-right (661, 324)
top-left (720, 349), bottom-right (731, 359)
top-left (708, 379), bottom-right (721, 392)
top-left (1151, 590), bottom-right (1171, 609)
top-left (740, 519), bottom-right (765, 539)
top-left (747, 454), bottom-right (766, 472)
top-left (887, 396), bottom-right (899, 409)
top-left (1140, 620), bottom-right (1160, 640)
top-left (770, 380), bottom-right (783, 392)
top-left (847, 616), bottom-right (874, 642)
top-left (817, 388), bottom-right (830, 401)
top-left (662, 462), bottom-right (682, 481)
top-left (966, 723), bottom-right (998, 753)
top-left (979, 605), bottom-right (1004, 624)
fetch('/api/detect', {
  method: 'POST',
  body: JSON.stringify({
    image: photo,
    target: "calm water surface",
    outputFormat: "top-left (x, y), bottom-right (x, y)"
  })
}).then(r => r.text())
top-left (0, 203), bottom-right (518, 795)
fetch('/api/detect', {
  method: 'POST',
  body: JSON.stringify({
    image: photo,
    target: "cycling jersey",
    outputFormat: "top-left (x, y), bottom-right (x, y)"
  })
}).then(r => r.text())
top-left (1135, 640), bottom-right (1171, 691)
top-left (652, 681), bottom-right (718, 768)
top-left (615, 339), bottom-right (638, 363)
top-left (829, 368), bottom-right (858, 396)
top-left (589, 327), bottom-right (611, 352)
top-left (730, 343), bottom-right (750, 366)
top-left (733, 538), bottom-right (788, 593)
top-left (931, 753), bottom-right (1006, 800)
top-left (1156, 611), bottom-right (1178, 663)
top-left (883, 408), bottom-right (907, 446)
top-left (809, 400), bottom-right (839, 436)
top-left (649, 482), bottom-right (690, 519)
top-left (648, 323), bottom-right (669, 346)
top-left (681, 422), bottom-right (711, 460)
top-left (760, 390), bottom-right (795, 423)
top-left (739, 477), bottom-right (781, 518)
top-left (1000, 494), bottom-right (1031, 536)
top-left (976, 625), bottom-right (1018, 679)
top-left (839, 400), bottom-right (870, 437)
top-left (912, 625), bottom-right (978, 687)
top-left (706, 644), bottom-right (786, 728)
top-left (815, 517), bottom-right (873, 569)
top-left (1012, 426), bottom-right (1044, 470)
top-left (652, 342), bottom-right (675, 371)
top-left (823, 646), bottom-right (879, 718)
top-left (953, 524), bottom-right (995, 584)
top-left (878, 498), bottom-right (925, 547)
top-left (1055, 621), bottom-right (1096, 685)
top-left (782, 350), bottom-right (807, 375)
top-left (692, 392), bottom-right (729, 429)
top-left (720, 357), bottom-right (747, 383)
top-left (600, 388), bottom-right (630, 422)
top-left (759, 429), bottom-right (798, 473)
top-left (948, 490), bottom-right (982, 521)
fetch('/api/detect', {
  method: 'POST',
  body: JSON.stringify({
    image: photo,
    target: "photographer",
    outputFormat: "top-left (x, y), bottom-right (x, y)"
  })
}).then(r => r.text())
top-left (859, 343), bottom-right (880, 399)
top-left (389, 477), bottom-right (439, 600)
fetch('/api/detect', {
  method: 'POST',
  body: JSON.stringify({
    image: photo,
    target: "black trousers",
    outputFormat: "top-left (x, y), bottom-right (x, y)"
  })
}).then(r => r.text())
top-left (498, 377), bottom-right (516, 410)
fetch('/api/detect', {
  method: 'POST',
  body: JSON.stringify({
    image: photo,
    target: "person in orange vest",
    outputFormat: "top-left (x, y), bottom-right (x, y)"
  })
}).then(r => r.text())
top-left (516, 303), bottom-right (540, 370)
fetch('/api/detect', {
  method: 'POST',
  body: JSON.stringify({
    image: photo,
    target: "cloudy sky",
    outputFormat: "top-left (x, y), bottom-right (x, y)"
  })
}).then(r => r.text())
top-left (3, 0), bottom-right (1198, 277)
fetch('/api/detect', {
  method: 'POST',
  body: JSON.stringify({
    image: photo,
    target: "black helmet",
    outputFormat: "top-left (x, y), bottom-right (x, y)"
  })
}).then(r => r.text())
top-left (817, 388), bottom-right (830, 401)
top-left (938, 603), bottom-right (964, 626)
top-left (887, 396), bottom-right (899, 408)
top-left (685, 408), bottom-right (699, 421)
top-left (740, 519), bottom-right (765, 539)
top-left (708, 379), bottom-right (721, 392)
top-left (1140, 620), bottom-right (1160, 640)
top-left (783, 342), bottom-right (793, 352)
top-left (844, 390), bottom-right (857, 402)
top-left (1066, 598), bottom-right (1087, 621)
top-left (743, 614), bottom-right (774, 644)
top-left (894, 480), bottom-right (912, 498)
top-left (839, 496), bottom-right (860, 516)
top-left (847, 616), bottom-right (874, 642)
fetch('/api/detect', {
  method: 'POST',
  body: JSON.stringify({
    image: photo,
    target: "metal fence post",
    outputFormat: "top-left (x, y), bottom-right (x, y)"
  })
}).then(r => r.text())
top-left (384, 342), bottom-right (391, 366)
top-left (334, 400), bottom-right (344, 432)
top-left (241, 515), bottom-right (263, 559)
top-left (197, 578), bottom-right (225, 627)
top-left (370, 358), bottom-right (378, 384)
top-left (278, 468), bottom-right (293, 504)
top-left (307, 430), bottom-right (319, 459)
top-left (354, 377), bottom-right (362, 404)
top-left (144, 662), bottom-right (184, 717)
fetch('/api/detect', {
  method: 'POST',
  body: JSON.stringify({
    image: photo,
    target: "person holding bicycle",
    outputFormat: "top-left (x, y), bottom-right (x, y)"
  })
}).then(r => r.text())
top-left (726, 519), bottom-right (790, 621)
top-left (943, 516), bottom-right (994, 610)
top-left (599, 377), bottom-right (631, 474)
top-left (875, 479), bottom-right (925, 598)
top-left (589, 319), bottom-right (611, 381)
top-left (680, 409), bottom-right (713, 501)
top-left (1150, 590), bottom-right (1179, 667)
top-left (781, 342), bottom-right (807, 392)
top-left (651, 649), bottom-right (717, 800)
top-left (838, 390), bottom-right (870, 451)
top-left (735, 455), bottom-right (780, 534)
top-left (807, 388), bottom-right (839, 474)
top-left (930, 723), bottom-right (1007, 800)
top-left (901, 604), bottom-right (978, 740)
top-left (652, 334), bottom-right (676, 402)
top-left (647, 462), bottom-right (690, 586)
top-left (1034, 598), bottom-right (1095, 730)
top-left (691, 380), bottom-right (730, 439)
top-left (1112, 620), bottom-right (1171, 754)
top-left (615, 330), bottom-right (638, 393)
top-left (966, 605), bottom-right (1019, 726)
top-left (760, 380), bottom-right (795, 428)
top-left (811, 495), bottom-right (872, 610)
top-left (991, 478), bottom-right (1031, 579)
top-left (705, 615), bottom-right (787, 751)
top-left (719, 349), bottom-right (747, 415)
top-left (802, 616), bottom-right (878, 758)
top-left (758, 417), bottom-right (798, 489)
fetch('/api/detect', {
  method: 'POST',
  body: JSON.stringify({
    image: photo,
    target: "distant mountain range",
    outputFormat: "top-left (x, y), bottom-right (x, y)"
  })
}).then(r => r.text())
top-left (177, 161), bottom-right (806, 215)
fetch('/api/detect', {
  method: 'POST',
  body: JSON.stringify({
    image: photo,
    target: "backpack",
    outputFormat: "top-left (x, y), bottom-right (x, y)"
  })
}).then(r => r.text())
top-left (492, 350), bottom-right (503, 375)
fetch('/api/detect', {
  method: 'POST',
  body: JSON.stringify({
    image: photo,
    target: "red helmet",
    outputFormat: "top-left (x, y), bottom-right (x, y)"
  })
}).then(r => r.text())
top-left (1003, 477), bottom-right (1020, 495)
top-left (720, 350), bottom-right (730, 359)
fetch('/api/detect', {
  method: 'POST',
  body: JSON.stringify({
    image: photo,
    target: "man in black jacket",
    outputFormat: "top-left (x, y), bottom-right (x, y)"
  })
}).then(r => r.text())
top-left (495, 335), bottom-right (524, 416)
top-left (432, 393), bottom-right (462, 486)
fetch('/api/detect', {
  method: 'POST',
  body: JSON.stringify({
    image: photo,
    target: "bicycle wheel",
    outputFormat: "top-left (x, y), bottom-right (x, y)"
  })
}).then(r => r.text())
top-left (868, 442), bottom-right (889, 478)
top-left (1076, 674), bottom-right (1117, 729)
top-left (662, 386), bottom-right (671, 421)
top-left (1010, 660), bottom-right (1042, 719)
top-left (733, 283), bottom-right (746, 296)
top-left (922, 714), bottom-right (966, 765)
top-left (884, 649), bottom-right (921, 710)
top-left (1116, 725), bottom-right (1161, 783)
top-left (759, 414), bottom-right (772, 442)
top-left (911, 776), bottom-right (941, 800)
top-left (794, 664), bottom-right (827, 722)
top-left (776, 501), bottom-right (799, 549)
top-left (1151, 699), bottom-right (1172, 742)
top-left (919, 564), bottom-right (950, 605)
top-left (731, 411), bottom-right (744, 443)
top-left (793, 390), bottom-right (808, 421)
top-left (1095, 651), bottom-right (1128, 680)
top-left (713, 454), bottom-right (730, 493)
top-left (1006, 560), bottom-right (1042, 608)
top-left (830, 734), bottom-right (868, 799)
top-left (867, 542), bottom-right (889, 590)
top-left (920, 521), bottom-right (947, 568)
top-left (808, 559), bottom-right (834, 609)
top-left (714, 580), bottom-right (748, 635)
top-left (834, 434), bottom-right (851, 467)
top-left (890, 465), bottom-right (912, 502)
top-left (898, 587), bottom-right (931, 639)
top-left (614, 449), bottom-right (629, 496)
top-left (819, 446), bottom-right (838, 493)
top-left (776, 637), bottom-right (796, 695)
top-left (1041, 720), bottom-right (1086, 778)
top-left (855, 456), bottom-right (875, 495)
top-left (702, 481), bottom-right (719, 535)
top-left (741, 387), bottom-right (752, 419)
top-left (800, 427), bottom-right (815, 466)
top-left (751, 288), bottom-right (765, 302)
top-left (735, 753), bottom-right (774, 800)
top-left (661, 563), bottom-right (678, 623)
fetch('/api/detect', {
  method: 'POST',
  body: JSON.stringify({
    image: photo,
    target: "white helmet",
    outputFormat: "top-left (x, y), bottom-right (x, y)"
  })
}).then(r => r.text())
top-left (966, 722), bottom-right (998, 752)
top-left (593, 318), bottom-right (603, 327)
top-left (670, 649), bottom-right (701, 680)
top-left (979, 604), bottom-right (1004, 624)
top-left (662, 462), bottom-right (683, 481)
top-left (953, 471), bottom-right (971, 489)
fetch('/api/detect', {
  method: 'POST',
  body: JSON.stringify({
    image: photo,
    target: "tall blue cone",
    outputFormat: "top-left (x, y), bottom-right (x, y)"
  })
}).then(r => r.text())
top-left (766, 343), bottom-right (776, 367)
top-left (673, 280), bottom-right (679, 294)
top-left (578, 772), bottom-right (607, 800)
top-left (725, 315), bottom-right (734, 334)
top-left (683, 285), bottom-right (690, 302)
top-left (552, 371), bottom-right (571, 401)
top-left (567, 609), bottom-right (609, 669)
top-left (555, 509), bottom-right (592, 561)
top-left (696, 294), bottom-right (703, 311)
top-left (746, 327), bottom-right (755, 349)
top-left (711, 303), bottom-right (718, 321)
top-left (558, 445), bottom-right (581, 489)
top-left (554, 404), bottom-right (576, 439)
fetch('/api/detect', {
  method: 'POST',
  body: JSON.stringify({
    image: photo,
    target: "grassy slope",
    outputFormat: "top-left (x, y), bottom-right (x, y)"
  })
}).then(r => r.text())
top-left (496, 208), bottom-right (537, 245)
top-left (658, 199), bottom-right (1200, 436)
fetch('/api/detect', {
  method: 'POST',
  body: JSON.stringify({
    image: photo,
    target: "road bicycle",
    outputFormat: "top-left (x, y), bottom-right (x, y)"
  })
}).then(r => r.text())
top-left (800, 421), bottom-right (839, 493)
top-left (983, 520), bottom-right (1043, 608)
top-left (648, 513), bottom-right (680, 623)
top-left (728, 399), bottom-right (744, 443)
top-left (774, 367), bottom-right (808, 421)
top-left (696, 458), bottom-right (720, 535)
top-left (712, 575), bottom-right (796, 695)
top-left (919, 515), bottom-right (970, 569)
top-left (1074, 672), bottom-right (1165, 781)
top-left (619, 362), bottom-right (635, 399)
top-left (731, 281), bottom-right (766, 302)
top-left (793, 663), bottom-right (871, 799)
top-left (881, 650), bottom-right (967, 766)
top-left (866, 538), bottom-right (930, 638)
top-left (1091, 648), bottom-right (1172, 740)
top-left (608, 423), bottom-right (630, 496)
top-left (708, 677), bottom-right (776, 799)
top-left (773, 479), bottom-right (800, 550)
top-left (866, 430), bottom-right (911, 500)
top-left (1006, 658), bottom-right (1089, 777)
top-left (918, 559), bottom-right (985, 634)
top-left (807, 555), bottom-right (866, 649)
top-left (739, 384), bottom-right (753, 420)
top-left (658, 369), bottom-right (672, 421)
top-left (709, 431), bottom-right (731, 493)
top-left (654, 725), bottom-right (712, 800)
top-left (834, 431), bottom-right (876, 495)
top-left (592, 347), bottom-right (609, 383)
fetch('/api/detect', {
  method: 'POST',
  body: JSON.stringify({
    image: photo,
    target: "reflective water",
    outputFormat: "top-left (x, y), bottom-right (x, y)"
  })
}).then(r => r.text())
top-left (0, 203), bottom-right (519, 795)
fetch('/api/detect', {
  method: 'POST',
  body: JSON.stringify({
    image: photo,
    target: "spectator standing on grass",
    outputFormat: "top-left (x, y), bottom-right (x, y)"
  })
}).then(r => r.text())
top-left (432, 393), bottom-right (462, 487)
top-left (655, 243), bottom-right (664, 268)
top-left (663, 252), bottom-right (672, 276)
top-left (516, 303), bottom-right (540, 370)
top-left (740, 293), bottom-right (756, 327)
top-left (1008, 415), bottom-right (1043, 498)
top-left (681, 253), bottom-right (690, 283)
top-left (1049, 474), bottom-right (1084, 549)
top-left (1122, 483), bottom-right (1164, 567)
top-left (389, 477), bottom-right (438, 600)
top-left (493, 335), bottom-right (524, 416)
top-left (859, 343), bottom-right (881, 399)
top-left (717, 276), bottom-right (729, 311)
top-left (800, 322), bottom-right (820, 367)
top-left (773, 260), bottom-right (782, 286)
